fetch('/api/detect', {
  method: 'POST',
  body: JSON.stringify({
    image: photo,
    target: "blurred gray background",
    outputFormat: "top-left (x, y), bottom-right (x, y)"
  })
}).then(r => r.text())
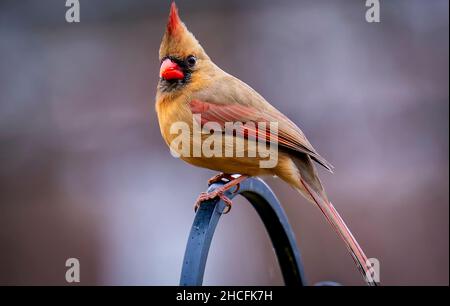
top-left (0, 0), bottom-right (448, 285)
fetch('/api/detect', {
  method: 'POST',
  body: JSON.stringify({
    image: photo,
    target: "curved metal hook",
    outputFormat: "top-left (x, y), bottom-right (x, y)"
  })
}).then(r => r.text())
top-left (180, 177), bottom-right (307, 286)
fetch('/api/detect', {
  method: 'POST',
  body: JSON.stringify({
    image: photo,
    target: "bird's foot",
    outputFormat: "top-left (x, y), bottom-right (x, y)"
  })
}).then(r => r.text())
top-left (207, 173), bottom-right (235, 185)
top-left (194, 175), bottom-right (248, 214)
top-left (194, 189), bottom-right (233, 214)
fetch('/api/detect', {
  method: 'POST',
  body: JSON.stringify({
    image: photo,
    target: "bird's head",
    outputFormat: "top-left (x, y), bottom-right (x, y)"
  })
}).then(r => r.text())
top-left (158, 2), bottom-right (211, 93)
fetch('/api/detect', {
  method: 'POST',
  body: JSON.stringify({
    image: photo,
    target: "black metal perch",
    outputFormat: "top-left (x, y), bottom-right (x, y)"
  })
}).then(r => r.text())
top-left (180, 177), bottom-right (307, 286)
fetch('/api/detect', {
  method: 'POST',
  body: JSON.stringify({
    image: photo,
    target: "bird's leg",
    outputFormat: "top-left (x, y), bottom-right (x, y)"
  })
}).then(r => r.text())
top-left (208, 173), bottom-right (235, 185)
top-left (194, 175), bottom-right (248, 214)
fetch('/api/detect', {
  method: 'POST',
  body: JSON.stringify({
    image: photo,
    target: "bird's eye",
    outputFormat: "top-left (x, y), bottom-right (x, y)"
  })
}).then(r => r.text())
top-left (186, 55), bottom-right (197, 67)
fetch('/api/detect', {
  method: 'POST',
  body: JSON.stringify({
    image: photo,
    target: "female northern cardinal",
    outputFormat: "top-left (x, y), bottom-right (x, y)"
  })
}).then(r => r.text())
top-left (156, 3), bottom-right (375, 285)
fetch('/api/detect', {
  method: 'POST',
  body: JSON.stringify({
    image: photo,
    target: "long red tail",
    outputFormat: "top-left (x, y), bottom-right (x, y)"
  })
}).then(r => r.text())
top-left (300, 178), bottom-right (378, 286)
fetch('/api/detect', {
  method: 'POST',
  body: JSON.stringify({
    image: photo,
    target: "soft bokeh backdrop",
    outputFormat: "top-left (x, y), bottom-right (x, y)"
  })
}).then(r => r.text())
top-left (0, 0), bottom-right (448, 285)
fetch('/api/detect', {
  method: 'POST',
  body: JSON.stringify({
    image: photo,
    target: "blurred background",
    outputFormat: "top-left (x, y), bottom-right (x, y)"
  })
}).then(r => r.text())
top-left (0, 0), bottom-right (448, 286)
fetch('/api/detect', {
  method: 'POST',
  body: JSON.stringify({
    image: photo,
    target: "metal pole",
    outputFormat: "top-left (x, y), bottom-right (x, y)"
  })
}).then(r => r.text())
top-left (180, 177), bottom-right (307, 286)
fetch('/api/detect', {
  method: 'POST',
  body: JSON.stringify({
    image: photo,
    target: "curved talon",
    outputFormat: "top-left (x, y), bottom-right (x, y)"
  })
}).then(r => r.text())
top-left (216, 190), bottom-right (233, 214)
top-left (222, 202), bottom-right (232, 214)
top-left (231, 183), bottom-right (240, 194)
top-left (194, 192), bottom-right (209, 212)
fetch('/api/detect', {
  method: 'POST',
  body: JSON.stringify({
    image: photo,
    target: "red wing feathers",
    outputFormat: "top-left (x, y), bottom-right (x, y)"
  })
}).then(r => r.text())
top-left (189, 99), bottom-right (333, 171)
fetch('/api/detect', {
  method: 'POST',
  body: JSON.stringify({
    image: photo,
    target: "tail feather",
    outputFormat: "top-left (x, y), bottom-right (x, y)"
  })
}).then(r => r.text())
top-left (292, 155), bottom-right (376, 286)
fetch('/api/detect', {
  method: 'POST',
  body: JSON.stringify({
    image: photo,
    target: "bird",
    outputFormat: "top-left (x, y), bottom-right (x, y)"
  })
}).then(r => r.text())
top-left (155, 2), bottom-right (375, 285)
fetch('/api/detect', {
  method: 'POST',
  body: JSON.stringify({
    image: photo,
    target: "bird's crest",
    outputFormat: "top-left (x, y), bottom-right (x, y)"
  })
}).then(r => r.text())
top-left (167, 2), bottom-right (181, 35)
top-left (159, 2), bottom-right (208, 61)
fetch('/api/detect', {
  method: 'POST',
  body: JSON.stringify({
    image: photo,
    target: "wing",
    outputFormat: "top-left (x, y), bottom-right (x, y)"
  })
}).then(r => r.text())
top-left (189, 98), bottom-right (333, 172)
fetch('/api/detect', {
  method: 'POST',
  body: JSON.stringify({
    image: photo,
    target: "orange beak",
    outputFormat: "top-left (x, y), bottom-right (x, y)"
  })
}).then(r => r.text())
top-left (160, 58), bottom-right (184, 80)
